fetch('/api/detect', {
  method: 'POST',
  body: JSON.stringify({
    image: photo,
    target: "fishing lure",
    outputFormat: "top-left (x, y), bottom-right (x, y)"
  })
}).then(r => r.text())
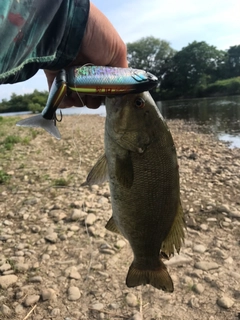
top-left (16, 66), bottom-right (158, 139)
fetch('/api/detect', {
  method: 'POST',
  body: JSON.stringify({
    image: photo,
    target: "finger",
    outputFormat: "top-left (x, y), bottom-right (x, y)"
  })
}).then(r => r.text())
top-left (59, 93), bottom-right (103, 109)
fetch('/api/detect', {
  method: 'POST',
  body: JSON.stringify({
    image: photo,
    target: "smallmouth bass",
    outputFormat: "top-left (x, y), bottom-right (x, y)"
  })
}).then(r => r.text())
top-left (84, 91), bottom-right (185, 292)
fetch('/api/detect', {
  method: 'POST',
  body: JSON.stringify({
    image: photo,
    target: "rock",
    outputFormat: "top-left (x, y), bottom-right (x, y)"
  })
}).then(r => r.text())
top-left (31, 225), bottom-right (41, 233)
top-left (67, 286), bottom-right (81, 301)
top-left (91, 184), bottom-right (99, 192)
top-left (115, 240), bottom-right (126, 249)
top-left (24, 294), bottom-right (40, 306)
top-left (15, 304), bottom-right (24, 314)
top-left (217, 296), bottom-right (234, 309)
top-left (98, 196), bottom-right (109, 204)
top-left (41, 288), bottom-right (57, 301)
top-left (126, 293), bottom-right (138, 307)
top-left (91, 303), bottom-right (104, 311)
top-left (85, 213), bottom-right (97, 226)
top-left (51, 308), bottom-right (61, 317)
top-left (193, 244), bottom-right (207, 253)
top-left (186, 216), bottom-right (197, 228)
top-left (69, 269), bottom-right (81, 280)
top-left (165, 254), bottom-right (192, 266)
top-left (182, 276), bottom-right (194, 287)
top-left (29, 276), bottom-right (43, 283)
top-left (45, 232), bottom-right (58, 243)
top-left (64, 266), bottom-right (81, 279)
top-left (1, 304), bottom-right (12, 316)
top-left (0, 275), bottom-right (18, 289)
top-left (129, 312), bottom-right (143, 320)
top-left (0, 263), bottom-right (12, 272)
top-left (200, 224), bottom-right (208, 231)
top-left (194, 261), bottom-right (219, 271)
top-left (193, 283), bottom-right (205, 294)
top-left (109, 303), bottom-right (119, 309)
top-left (188, 296), bottom-right (199, 308)
top-left (71, 209), bottom-right (87, 221)
top-left (15, 262), bottom-right (30, 272)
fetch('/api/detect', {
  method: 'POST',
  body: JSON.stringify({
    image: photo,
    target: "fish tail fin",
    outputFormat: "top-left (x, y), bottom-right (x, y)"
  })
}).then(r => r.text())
top-left (126, 259), bottom-right (173, 292)
top-left (16, 114), bottom-right (61, 140)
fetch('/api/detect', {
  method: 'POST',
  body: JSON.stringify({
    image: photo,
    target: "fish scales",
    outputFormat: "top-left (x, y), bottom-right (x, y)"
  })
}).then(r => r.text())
top-left (84, 91), bottom-right (185, 292)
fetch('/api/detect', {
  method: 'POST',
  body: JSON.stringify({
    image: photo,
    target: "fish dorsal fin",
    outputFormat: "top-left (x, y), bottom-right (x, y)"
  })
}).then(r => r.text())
top-left (105, 216), bottom-right (122, 235)
top-left (82, 154), bottom-right (108, 186)
top-left (161, 200), bottom-right (185, 256)
top-left (115, 152), bottom-right (134, 188)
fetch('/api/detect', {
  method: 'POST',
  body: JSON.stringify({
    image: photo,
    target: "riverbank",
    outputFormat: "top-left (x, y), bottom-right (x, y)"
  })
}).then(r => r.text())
top-left (0, 115), bottom-right (239, 320)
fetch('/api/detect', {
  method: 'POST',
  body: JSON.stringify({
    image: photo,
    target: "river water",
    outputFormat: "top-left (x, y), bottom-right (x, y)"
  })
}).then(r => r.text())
top-left (1, 95), bottom-right (240, 148)
top-left (159, 95), bottom-right (240, 148)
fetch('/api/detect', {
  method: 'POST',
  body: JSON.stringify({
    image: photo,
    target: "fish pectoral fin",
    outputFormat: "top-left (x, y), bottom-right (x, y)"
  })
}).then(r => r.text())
top-left (126, 259), bottom-right (173, 292)
top-left (105, 216), bottom-right (122, 235)
top-left (82, 154), bottom-right (108, 186)
top-left (115, 152), bottom-right (134, 188)
top-left (161, 200), bottom-right (185, 256)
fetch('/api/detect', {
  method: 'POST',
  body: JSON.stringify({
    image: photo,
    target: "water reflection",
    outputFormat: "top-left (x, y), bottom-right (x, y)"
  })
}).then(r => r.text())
top-left (160, 95), bottom-right (240, 148)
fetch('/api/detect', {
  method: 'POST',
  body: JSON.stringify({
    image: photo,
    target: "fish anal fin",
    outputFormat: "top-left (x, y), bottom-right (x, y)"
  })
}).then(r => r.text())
top-left (115, 152), bottom-right (134, 188)
top-left (161, 200), bottom-right (185, 256)
top-left (126, 259), bottom-right (173, 292)
top-left (82, 154), bottom-right (108, 186)
top-left (105, 216), bottom-right (122, 235)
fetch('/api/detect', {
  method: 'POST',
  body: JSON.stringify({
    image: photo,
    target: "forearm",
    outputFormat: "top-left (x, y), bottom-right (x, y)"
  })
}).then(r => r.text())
top-left (0, 0), bottom-right (89, 84)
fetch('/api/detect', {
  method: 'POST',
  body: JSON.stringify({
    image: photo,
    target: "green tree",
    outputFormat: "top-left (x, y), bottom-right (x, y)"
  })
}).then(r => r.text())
top-left (0, 90), bottom-right (48, 113)
top-left (161, 41), bottom-right (226, 98)
top-left (225, 45), bottom-right (240, 78)
top-left (127, 37), bottom-right (176, 98)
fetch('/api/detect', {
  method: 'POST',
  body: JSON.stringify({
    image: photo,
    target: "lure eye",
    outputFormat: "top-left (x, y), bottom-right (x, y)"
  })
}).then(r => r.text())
top-left (134, 97), bottom-right (145, 109)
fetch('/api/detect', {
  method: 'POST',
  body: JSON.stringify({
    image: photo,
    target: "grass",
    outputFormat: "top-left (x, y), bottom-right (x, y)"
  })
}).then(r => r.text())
top-left (53, 178), bottom-right (70, 187)
top-left (0, 117), bottom-right (40, 152)
top-left (2, 135), bottom-right (21, 150)
top-left (0, 170), bottom-right (10, 184)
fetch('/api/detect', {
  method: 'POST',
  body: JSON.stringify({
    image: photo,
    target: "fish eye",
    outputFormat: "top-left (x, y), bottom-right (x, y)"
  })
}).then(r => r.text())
top-left (134, 97), bottom-right (145, 109)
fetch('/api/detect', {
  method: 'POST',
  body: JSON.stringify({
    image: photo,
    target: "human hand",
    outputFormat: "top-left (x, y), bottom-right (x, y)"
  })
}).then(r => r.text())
top-left (44, 2), bottom-right (128, 109)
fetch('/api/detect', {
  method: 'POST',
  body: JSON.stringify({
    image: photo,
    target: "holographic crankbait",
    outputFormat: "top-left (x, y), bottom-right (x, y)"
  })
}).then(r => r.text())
top-left (17, 66), bottom-right (158, 139)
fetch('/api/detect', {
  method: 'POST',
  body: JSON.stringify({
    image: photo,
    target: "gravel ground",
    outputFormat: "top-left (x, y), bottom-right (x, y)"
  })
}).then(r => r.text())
top-left (0, 114), bottom-right (239, 320)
